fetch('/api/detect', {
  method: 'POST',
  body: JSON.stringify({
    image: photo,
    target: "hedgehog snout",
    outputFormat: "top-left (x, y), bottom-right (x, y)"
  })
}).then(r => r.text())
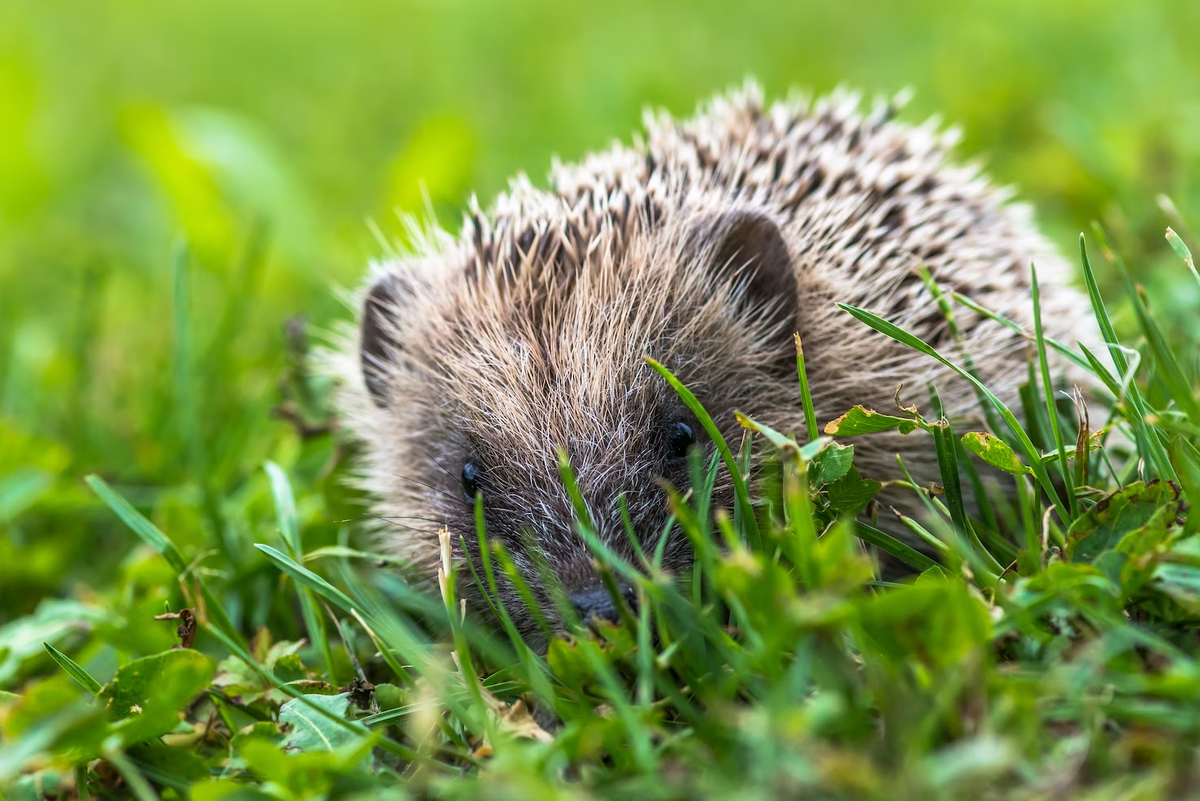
top-left (569, 582), bottom-right (637, 626)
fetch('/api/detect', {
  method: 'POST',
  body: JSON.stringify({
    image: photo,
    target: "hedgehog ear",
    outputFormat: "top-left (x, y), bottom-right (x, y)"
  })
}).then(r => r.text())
top-left (690, 209), bottom-right (799, 344)
top-left (360, 273), bottom-right (406, 408)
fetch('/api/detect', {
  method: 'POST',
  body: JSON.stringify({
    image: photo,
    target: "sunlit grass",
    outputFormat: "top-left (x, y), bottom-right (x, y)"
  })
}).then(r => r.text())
top-left (2, 219), bottom-right (1199, 797)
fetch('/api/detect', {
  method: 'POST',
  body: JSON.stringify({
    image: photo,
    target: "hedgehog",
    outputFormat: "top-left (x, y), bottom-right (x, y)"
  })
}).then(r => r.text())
top-left (335, 83), bottom-right (1092, 644)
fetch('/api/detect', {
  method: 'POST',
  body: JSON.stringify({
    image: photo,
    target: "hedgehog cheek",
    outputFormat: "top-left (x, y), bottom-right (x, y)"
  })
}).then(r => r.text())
top-left (360, 273), bottom-right (405, 408)
top-left (688, 208), bottom-right (801, 366)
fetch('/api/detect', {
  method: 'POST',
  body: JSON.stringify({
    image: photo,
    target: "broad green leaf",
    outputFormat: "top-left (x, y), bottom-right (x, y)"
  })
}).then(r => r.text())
top-left (547, 637), bottom-right (595, 691)
top-left (99, 649), bottom-right (215, 745)
top-left (190, 779), bottom-right (279, 801)
top-left (825, 467), bottom-right (881, 517)
top-left (278, 693), bottom-right (360, 753)
top-left (812, 442), bottom-right (855, 485)
top-left (0, 600), bottom-right (112, 685)
top-left (0, 692), bottom-right (107, 784)
top-left (824, 406), bottom-right (920, 437)
top-left (373, 683), bottom-right (405, 712)
top-left (1154, 563), bottom-right (1200, 616)
top-left (128, 741), bottom-right (210, 790)
top-left (961, 432), bottom-right (1031, 475)
top-left (859, 577), bottom-right (991, 671)
top-left (1066, 481), bottom-right (1184, 563)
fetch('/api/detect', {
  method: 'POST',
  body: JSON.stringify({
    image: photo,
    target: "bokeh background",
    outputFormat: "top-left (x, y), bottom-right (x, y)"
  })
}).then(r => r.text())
top-left (3, 0), bottom-right (1199, 639)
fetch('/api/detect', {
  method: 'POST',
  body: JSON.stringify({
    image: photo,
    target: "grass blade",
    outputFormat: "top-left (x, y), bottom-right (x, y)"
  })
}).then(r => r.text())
top-left (1079, 234), bottom-right (1178, 483)
top-left (263, 461), bottom-right (337, 684)
top-left (794, 334), bottom-right (820, 443)
top-left (836, 303), bottom-right (1071, 526)
top-left (851, 520), bottom-right (939, 572)
top-left (645, 357), bottom-right (761, 549)
top-left (930, 416), bottom-right (1003, 575)
top-left (43, 643), bottom-right (103, 695)
top-left (1031, 263), bottom-right (1078, 518)
top-left (264, 461), bottom-right (300, 555)
top-left (1166, 227), bottom-right (1200, 292)
top-left (85, 475), bottom-right (187, 574)
top-left (255, 543), bottom-right (361, 614)
top-left (1093, 228), bottom-right (1200, 428)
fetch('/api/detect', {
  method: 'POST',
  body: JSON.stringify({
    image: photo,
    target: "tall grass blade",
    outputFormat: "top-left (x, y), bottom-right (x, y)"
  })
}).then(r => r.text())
top-left (836, 303), bottom-right (1071, 526)
top-left (263, 461), bottom-right (336, 684)
top-left (851, 521), bottom-right (939, 572)
top-left (1092, 228), bottom-right (1200, 427)
top-left (645, 357), bottom-right (761, 549)
top-left (85, 475), bottom-right (188, 574)
top-left (794, 334), bottom-right (820, 443)
top-left (1031, 263), bottom-right (1078, 517)
top-left (1078, 235), bottom-right (1178, 483)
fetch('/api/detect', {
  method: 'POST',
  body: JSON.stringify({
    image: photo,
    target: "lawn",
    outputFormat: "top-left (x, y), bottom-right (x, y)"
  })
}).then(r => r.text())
top-left (2, 1), bottom-right (1200, 798)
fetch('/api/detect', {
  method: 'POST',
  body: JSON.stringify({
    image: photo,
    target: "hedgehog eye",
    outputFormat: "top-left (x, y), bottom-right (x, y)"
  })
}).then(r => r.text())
top-left (667, 421), bottom-right (695, 460)
top-left (461, 462), bottom-right (481, 505)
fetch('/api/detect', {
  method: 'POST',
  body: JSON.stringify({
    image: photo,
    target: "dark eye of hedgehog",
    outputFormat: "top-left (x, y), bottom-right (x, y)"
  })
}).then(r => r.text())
top-left (461, 462), bottom-right (481, 505)
top-left (667, 421), bottom-right (695, 460)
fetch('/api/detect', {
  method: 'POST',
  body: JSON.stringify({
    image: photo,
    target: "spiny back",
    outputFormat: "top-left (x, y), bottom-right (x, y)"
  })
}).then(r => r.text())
top-left (337, 82), bottom-right (1092, 642)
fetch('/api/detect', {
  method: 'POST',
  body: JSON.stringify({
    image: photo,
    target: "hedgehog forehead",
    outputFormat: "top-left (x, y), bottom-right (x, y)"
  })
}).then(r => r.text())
top-left (415, 238), bottom-right (731, 450)
top-left (398, 206), bottom-right (788, 475)
top-left (431, 274), bottom-right (678, 445)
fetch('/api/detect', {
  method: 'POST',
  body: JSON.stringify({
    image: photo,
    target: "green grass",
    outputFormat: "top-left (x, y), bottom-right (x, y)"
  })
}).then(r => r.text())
top-left (2, 223), bottom-right (1199, 798)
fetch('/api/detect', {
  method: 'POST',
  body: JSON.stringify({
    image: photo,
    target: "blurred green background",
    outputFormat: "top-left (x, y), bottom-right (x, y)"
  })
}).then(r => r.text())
top-left (3, 0), bottom-right (1199, 630)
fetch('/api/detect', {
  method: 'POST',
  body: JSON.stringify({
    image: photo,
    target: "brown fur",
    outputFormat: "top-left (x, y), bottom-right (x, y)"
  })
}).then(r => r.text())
top-left (333, 82), bottom-right (1093, 643)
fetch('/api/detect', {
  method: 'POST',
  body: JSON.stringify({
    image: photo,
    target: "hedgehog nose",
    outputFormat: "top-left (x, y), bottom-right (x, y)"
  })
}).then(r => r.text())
top-left (570, 584), bottom-right (636, 625)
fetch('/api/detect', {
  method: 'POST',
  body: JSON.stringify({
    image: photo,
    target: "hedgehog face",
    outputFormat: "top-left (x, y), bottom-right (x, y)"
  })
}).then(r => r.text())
top-left (355, 209), bottom-right (802, 645)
